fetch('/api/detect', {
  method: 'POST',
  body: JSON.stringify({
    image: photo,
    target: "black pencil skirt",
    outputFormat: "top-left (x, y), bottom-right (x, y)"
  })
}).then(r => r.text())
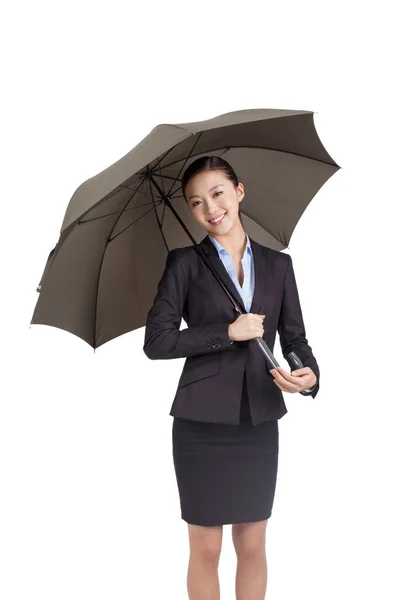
top-left (172, 371), bottom-right (279, 526)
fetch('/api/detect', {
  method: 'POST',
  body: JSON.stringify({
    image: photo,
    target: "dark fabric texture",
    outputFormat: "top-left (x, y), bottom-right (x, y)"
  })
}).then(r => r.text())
top-left (144, 234), bottom-right (320, 426)
top-left (172, 372), bottom-right (279, 526)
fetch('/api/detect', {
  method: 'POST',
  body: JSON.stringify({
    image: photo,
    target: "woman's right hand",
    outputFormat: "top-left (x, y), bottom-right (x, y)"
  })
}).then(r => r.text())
top-left (228, 313), bottom-right (265, 342)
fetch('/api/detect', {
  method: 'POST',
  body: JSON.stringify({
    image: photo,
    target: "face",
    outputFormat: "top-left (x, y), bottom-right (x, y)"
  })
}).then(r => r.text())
top-left (184, 169), bottom-right (245, 235)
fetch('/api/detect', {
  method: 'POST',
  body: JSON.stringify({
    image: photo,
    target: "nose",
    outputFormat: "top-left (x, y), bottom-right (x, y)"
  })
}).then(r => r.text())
top-left (205, 201), bottom-right (221, 216)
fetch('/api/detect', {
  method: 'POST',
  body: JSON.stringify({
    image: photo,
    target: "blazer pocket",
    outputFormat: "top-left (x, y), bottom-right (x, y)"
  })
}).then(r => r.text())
top-left (178, 353), bottom-right (222, 387)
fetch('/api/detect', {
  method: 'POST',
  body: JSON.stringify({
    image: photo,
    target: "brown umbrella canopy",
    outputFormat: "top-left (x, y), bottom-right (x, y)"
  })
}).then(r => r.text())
top-left (30, 108), bottom-right (340, 349)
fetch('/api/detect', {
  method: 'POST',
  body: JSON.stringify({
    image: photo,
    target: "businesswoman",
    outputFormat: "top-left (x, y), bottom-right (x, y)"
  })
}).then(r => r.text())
top-left (143, 155), bottom-right (319, 600)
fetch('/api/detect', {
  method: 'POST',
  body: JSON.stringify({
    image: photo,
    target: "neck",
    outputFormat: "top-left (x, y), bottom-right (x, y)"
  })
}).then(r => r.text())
top-left (209, 221), bottom-right (247, 258)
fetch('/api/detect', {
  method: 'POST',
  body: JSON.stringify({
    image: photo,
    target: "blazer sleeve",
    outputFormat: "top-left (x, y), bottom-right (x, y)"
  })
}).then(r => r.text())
top-left (277, 253), bottom-right (320, 398)
top-left (143, 248), bottom-right (236, 360)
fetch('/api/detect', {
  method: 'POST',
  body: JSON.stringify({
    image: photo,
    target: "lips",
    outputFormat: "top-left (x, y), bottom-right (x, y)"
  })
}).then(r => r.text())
top-left (208, 212), bottom-right (226, 224)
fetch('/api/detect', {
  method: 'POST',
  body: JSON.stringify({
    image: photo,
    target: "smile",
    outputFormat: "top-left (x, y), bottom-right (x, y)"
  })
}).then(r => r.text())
top-left (209, 213), bottom-right (226, 225)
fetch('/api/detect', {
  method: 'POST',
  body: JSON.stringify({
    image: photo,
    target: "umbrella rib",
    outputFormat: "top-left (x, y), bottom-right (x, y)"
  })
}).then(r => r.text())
top-left (77, 178), bottom-right (145, 226)
top-left (149, 120), bottom-right (208, 170)
top-left (149, 180), bottom-right (170, 253)
top-left (108, 201), bottom-right (163, 242)
top-left (151, 144), bottom-right (339, 175)
top-left (140, 173), bottom-right (179, 184)
top-left (168, 192), bottom-right (185, 200)
top-left (241, 208), bottom-right (289, 248)
top-left (150, 143), bottom-right (182, 175)
top-left (79, 174), bottom-right (170, 226)
top-left (79, 199), bottom-right (161, 224)
top-left (92, 177), bottom-right (148, 347)
top-left (164, 131), bottom-right (203, 198)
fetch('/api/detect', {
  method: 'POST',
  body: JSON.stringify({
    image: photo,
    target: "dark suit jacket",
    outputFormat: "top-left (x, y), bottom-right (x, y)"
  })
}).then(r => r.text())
top-left (143, 234), bottom-right (320, 425)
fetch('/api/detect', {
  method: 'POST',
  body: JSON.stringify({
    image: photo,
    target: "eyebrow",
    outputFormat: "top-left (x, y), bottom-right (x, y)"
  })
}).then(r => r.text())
top-left (188, 184), bottom-right (224, 202)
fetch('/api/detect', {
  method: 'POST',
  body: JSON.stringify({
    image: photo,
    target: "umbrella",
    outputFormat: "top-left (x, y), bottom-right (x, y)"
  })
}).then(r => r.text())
top-left (30, 107), bottom-right (340, 371)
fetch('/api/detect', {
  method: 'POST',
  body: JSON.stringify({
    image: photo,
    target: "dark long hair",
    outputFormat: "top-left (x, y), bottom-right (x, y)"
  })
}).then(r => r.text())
top-left (181, 155), bottom-right (243, 223)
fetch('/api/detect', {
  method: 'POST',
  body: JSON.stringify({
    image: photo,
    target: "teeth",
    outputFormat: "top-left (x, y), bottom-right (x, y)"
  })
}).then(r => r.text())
top-left (210, 213), bottom-right (225, 224)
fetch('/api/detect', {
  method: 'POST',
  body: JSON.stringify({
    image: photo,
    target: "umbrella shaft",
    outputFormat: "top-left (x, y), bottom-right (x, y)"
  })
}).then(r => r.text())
top-left (147, 172), bottom-right (280, 372)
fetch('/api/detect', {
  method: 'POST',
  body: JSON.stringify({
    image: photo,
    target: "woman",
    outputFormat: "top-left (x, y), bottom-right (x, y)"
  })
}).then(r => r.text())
top-left (143, 155), bottom-right (319, 600)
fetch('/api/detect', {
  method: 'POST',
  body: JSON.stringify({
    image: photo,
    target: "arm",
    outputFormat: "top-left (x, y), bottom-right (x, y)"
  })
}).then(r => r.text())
top-left (143, 249), bottom-right (236, 360)
top-left (277, 254), bottom-right (320, 398)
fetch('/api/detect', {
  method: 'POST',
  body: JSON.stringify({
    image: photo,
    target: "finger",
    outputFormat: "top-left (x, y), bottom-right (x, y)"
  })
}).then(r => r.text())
top-left (275, 375), bottom-right (306, 393)
top-left (273, 379), bottom-right (286, 391)
top-left (272, 369), bottom-right (302, 391)
top-left (291, 367), bottom-right (310, 376)
top-left (273, 379), bottom-right (296, 393)
top-left (279, 367), bottom-right (309, 386)
top-left (270, 368), bottom-right (287, 379)
top-left (277, 367), bottom-right (297, 382)
top-left (270, 368), bottom-right (292, 380)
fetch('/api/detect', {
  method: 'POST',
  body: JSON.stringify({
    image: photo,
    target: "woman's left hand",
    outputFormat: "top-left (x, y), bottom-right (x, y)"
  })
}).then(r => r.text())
top-left (269, 366), bottom-right (317, 393)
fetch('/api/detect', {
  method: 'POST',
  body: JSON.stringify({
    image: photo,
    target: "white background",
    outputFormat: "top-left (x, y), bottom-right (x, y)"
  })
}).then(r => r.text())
top-left (2, 1), bottom-right (399, 598)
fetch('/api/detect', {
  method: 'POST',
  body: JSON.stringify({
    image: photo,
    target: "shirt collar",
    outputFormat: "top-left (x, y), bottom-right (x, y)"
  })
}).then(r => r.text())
top-left (208, 233), bottom-right (253, 257)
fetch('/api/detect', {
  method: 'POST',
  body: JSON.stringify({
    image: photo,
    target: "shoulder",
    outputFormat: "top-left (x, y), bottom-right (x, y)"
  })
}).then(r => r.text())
top-left (165, 245), bottom-right (193, 272)
top-left (167, 245), bottom-right (193, 262)
top-left (264, 245), bottom-right (288, 261)
top-left (169, 243), bottom-right (208, 263)
top-left (254, 240), bottom-right (291, 269)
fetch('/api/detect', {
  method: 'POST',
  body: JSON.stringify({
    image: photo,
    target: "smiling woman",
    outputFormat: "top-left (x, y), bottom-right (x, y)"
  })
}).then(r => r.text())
top-left (161, 154), bottom-right (280, 596)
top-left (182, 155), bottom-right (244, 232)
top-left (144, 153), bottom-right (320, 599)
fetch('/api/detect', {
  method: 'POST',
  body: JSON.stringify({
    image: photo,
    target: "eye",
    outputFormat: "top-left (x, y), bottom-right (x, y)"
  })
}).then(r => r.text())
top-left (191, 191), bottom-right (222, 207)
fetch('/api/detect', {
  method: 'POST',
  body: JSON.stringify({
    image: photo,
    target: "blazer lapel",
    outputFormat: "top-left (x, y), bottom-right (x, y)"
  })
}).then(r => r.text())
top-left (198, 234), bottom-right (272, 316)
top-left (248, 237), bottom-right (269, 316)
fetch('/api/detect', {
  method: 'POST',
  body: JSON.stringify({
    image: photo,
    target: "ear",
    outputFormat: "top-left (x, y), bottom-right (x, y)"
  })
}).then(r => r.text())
top-left (237, 182), bottom-right (245, 202)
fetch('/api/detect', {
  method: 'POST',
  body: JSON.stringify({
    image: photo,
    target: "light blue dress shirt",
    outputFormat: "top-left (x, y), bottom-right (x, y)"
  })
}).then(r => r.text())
top-left (208, 233), bottom-right (254, 312)
top-left (208, 233), bottom-right (317, 391)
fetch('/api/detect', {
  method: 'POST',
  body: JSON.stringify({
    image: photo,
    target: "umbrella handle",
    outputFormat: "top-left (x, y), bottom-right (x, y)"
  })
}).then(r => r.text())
top-left (255, 336), bottom-right (280, 370)
top-left (287, 351), bottom-right (315, 394)
top-left (254, 339), bottom-right (314, 394)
